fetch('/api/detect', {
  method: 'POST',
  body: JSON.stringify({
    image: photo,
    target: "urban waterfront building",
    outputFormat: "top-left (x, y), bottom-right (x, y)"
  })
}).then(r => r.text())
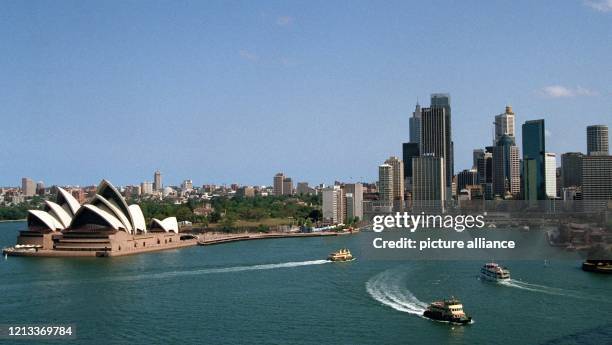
top-left (343, 183), bottom-right (363, 221)
top-left (153, 170), bottom-right (162, 191)
top-left (494, 106), bottom-right (516, 143)
top-left (282, 177), bottom-right (294, 195)
top-left (181, 179), bottom-right (194, 191)
top-left (587, 125), bottom-right (609, 156)
top-left (522, 119), bottom-right (546, 200)
top-left (140, 181), bottom-right (153, 195)
top-left (13, 180), bottom-right (187, 257)
top-left (378, 164), bottom-right (393, 202)
top-left (581, 155), bottom-right (612, 206)
top-left (21, 177), bottom-right (36, 197)
top-left (273, 173), bottom-right (285, 196)
top-left (561, 152), bottom-right (583, 188)
top-left (430, 93), bottom-right (453, 192)
top-left (384, 156), bottom-right (404, 203)
top-left (409, 102), bottom-right (422, 145)
top-left (545, 152), bottom-right (557, 199)
top-left (476, 149), bottom-right (493, 200)
top-left (236, 186), bottom-right (255, 198)
top-left (296, 182), bottom-right (314, 195)
top-left (457, 169), bottom-right (478, 193)
top-left (492, 135), bottom-right (520, 197)
top-left (412, 155), bottom-right (446, 204)
top-left (473, 149), bottom-right (484, 169)
top-left (322, 186), bottom-right (344, 224)
top-left (402, 142), bottom-right (420, 190)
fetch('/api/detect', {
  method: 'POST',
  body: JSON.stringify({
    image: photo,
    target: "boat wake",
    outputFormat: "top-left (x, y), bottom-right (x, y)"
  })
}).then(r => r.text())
top-left (366, 269), bottom-right (428, 316)
top-left (118, 259), bottom-right (331, 282)
top-left (499, 279), bottom-right (581, 298)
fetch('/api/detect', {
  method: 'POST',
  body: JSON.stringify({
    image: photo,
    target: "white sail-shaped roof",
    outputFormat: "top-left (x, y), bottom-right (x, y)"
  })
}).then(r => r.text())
top-left (91, 195), bottom-right (133, 233)
top-left (56, 187), bottom-right (81, 216)
top-left (70, 204), bottom-right (125, 230)
top-left (151, 217), bottom-right (178, 233)
top-left (44, 200), bottom-right (72, 229)
top-left (128, 204), bottom-right (147, 233)
top-left (97, 179), bottom-right (134, 229)
top-left (27, 210), bottom-right (63, 231)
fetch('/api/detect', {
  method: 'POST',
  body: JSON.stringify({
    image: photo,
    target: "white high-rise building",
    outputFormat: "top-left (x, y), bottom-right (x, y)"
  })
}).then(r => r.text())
top-left (545, 152), bottom-right (557, 199)
top-left (141, 181), bottom-right (154, 195)
top-left (494, 105), bottom-right (516, 144)
top-left (384, 156), bottom-right (404, 202)
top-left (322, 186), bottom-right (344, 224)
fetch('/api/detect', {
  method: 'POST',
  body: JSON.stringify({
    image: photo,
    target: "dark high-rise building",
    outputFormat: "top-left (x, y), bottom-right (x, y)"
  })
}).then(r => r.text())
top-left (581, 155), bottom-right (612, 207)
top-left (492, 135), bottom-right (521, 197)
top-left (587, 125), bottom-right (609, 156)
top-left (153, 170), bottom-right (162, 191)
top-left (457, 169), bottom-right (478, 193)
top-left (430, 93), bottom-right (453, 190)
top-left (476, 148), bottom-right (494, 200)
top-left (561, 152), bottom-right (583, 188)
top-left (409, 102), bottom-right (421, 145)
top-left (473, 149), bottom-right (484, 169)
top-left (522, 119), bottom-right (546, 200)
top-left (402, 142), bottom-right (420, 180)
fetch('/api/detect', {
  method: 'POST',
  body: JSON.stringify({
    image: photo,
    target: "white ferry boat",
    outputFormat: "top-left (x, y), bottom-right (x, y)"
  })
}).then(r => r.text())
top-left (480, 262), bottom-right (510, 282)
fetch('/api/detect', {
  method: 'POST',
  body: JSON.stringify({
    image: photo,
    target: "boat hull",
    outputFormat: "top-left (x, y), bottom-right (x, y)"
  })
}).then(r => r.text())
top-left (423, 310), bottom-right (472, 324)
top-left (582, 261), bottom-right (612, 274)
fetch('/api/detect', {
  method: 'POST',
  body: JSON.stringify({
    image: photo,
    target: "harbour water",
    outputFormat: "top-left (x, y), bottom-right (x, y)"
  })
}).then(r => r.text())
top-left (1, 221), bottom-right (611, 345)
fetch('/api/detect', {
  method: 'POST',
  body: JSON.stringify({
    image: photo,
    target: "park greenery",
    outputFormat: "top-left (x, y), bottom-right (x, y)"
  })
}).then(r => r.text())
top-left (1, 194), bottom-right (324, 233)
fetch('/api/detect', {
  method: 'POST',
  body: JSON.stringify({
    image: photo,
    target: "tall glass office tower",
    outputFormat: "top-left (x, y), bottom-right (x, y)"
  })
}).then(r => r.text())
top-left (522, 119), bottom-right (546, 200)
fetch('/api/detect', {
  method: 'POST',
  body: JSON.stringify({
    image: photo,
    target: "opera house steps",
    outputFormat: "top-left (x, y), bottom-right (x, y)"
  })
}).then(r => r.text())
top-left (4, 180), bottom-right (197, 258)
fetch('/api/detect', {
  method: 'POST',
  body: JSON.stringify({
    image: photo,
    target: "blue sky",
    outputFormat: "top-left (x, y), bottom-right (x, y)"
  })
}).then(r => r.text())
top-left (1, 0), bottom-right (611, 187)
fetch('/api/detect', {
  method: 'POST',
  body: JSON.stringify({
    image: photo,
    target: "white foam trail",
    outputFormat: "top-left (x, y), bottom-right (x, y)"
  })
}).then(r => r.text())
top-left (500, 279), bottom-right (581, 298)
top-left (366, 270), bottom-right (428, 316)
top-left (116, 259), bottom-right (330, 282)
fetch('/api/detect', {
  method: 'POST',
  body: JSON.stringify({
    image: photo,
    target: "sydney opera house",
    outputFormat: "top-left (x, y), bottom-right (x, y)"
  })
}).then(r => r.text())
top-left (6, 180), bottom-right (196, 257)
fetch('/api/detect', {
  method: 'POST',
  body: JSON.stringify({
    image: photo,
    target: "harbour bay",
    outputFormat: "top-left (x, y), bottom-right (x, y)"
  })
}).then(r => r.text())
top-left (1, 221), bottom-right (610, 345)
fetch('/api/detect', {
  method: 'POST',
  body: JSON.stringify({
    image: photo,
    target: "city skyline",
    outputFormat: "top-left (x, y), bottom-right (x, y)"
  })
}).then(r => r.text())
top-left (2, 1), bottom-right (611, 186)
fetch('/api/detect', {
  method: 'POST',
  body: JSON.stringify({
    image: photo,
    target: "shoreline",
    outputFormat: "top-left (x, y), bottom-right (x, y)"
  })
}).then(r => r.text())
top-left (4, 230), bottom-right (356, 258)
top-left (0, 219), bottom-right (25, 223)
top-left (196, 231), bottom-right (352, 245)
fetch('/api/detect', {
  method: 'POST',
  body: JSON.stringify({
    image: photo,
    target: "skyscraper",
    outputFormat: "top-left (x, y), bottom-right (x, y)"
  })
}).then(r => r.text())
top-left (522, 119), bottom-right (546, 200)
top-left (421, 93), bottom-right (453, 193)
top-left (473, 149), bottom-right (485, 169)
top-left (494, 105), bottom-right (516, 143)
top-left (412, 155), bottom-right (446, 206)
top-left (343, 183), bottom-right (363, 221)
top-left (587, 125), bottom-right (609, 156)
top-left (282, 177), bottom-right (293, 195)
top-left (430, 94), bottom-right (453, 190)
top-left (457, 169), bottom-right (478, 193)
top-left (409, 102), bottom-right (422, 145)
top-left (402, 142), bottom-right (420, 192)
top-left (581, 155), bottom-right (612, 204)
top-left (378, 164), bottom-right (393, 202)
top-left (545, 153), bottom-right (557, 199)
top-left (153, 170), bottom-right (162, 191)
top-left (492, 135), bottom-right (520, 197)
top-left (322, 186), bottom-right (345, 224)
top-left (561, 152), bottom-right (583, 188)
top-left (384, 156), bottom-right (404, 202)
top-left (273, 173), bottom-right (284, 196)
top-left (21, 177), bottom-right (36, 197)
